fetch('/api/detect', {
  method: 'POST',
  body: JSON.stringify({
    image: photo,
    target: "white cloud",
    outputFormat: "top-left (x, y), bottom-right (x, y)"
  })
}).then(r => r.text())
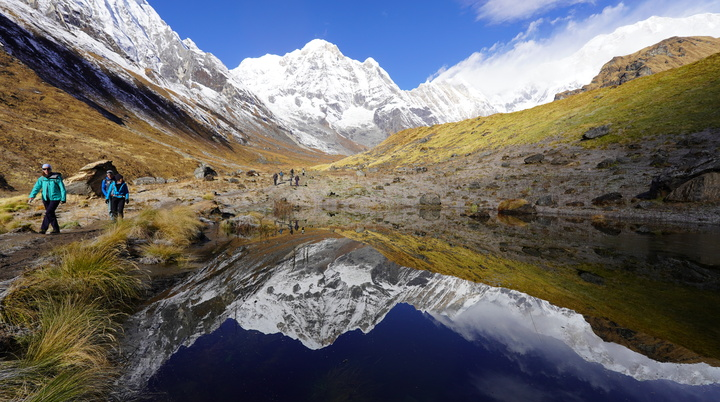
top-left (434, 0), bottom-right (720, 111)
top-left (464, 0), bottom-right (594, 23)
top-left (512, 18), bottom-right (545, 42)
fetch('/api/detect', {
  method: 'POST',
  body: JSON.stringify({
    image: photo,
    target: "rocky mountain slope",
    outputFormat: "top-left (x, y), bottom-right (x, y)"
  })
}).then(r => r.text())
top-left (0, 0), bottom-right (339, 190)
top-left (555, 36), bottom-right (720, 100)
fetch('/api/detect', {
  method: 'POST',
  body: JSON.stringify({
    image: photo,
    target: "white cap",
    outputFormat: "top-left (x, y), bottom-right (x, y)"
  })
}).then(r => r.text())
top-left (41, 163), bottom-right (51, 169)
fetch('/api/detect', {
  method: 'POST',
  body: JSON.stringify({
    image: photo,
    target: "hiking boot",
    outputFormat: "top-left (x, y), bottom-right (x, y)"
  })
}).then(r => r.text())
top-left (49, 230), bottom-right (60, 235)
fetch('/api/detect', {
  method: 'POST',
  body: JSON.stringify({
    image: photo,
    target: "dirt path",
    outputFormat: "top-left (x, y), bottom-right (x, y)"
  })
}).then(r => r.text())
top-left (0, 221), bottom-right (105, 283)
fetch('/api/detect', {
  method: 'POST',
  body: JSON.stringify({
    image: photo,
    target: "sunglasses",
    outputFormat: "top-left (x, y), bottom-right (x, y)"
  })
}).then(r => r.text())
top-left (42, 168), bottom-right (50, 171)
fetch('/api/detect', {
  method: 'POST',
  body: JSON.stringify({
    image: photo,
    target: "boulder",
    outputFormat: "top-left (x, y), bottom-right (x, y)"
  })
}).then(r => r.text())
top-left (194, 164), bottom-right (217, 180)
top-left (637, 156), bottom-right (720, 199)
top-left (581, 124), bottom-right (612, 141)
top-left (596, 158), bottom-right (617, 169)
top-left (524, 154), bottom-right (544, 164)
top-left (592, 192), bottom-right (625, 207)
top-left (419, 193), bottom-right (441, 206)
top-left (535, 195), bottom-right (557, 207)
top-left (64, 160), bottom-right (117, 196)
top-left (497, 199), bottom-right (537, 215)
top-left (550, 157), bottom-right (571, 166)
top-left (134, 176), bottom-right (159, 185)
top-left (665, 172), bottom-right (720, 202)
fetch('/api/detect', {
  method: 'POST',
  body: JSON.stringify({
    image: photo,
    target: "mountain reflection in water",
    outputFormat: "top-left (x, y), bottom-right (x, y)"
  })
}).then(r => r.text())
top-left (118, 225), bottom-right (720, 402)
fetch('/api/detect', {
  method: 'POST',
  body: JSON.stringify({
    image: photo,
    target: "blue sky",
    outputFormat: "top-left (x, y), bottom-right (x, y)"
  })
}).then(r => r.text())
top-left (146, 0), bottom-right (720, 90)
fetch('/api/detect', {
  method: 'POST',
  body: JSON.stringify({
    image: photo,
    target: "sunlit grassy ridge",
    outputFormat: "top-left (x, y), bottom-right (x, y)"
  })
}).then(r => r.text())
top-left (339, 228), bottom-right (720, 363)
top-left (335, 52), bottom-right (720, 169)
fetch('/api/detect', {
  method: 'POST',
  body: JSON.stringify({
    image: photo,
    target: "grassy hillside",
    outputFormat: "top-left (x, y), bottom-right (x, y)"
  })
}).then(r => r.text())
top-left (0, 49), bottom-right (338, 193)
top-left (334, 52), bottom-right (720, 169)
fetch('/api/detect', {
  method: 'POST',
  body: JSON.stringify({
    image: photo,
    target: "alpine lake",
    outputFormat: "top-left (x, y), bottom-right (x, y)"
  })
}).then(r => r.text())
top-left (117, 207), bottom-right (720, 402)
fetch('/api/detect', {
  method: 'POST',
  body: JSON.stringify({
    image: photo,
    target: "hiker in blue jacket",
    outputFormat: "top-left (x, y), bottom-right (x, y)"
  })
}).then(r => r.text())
top-left (28, 163), bottom-right (66, 234)
top-left (106, 174), bottom-right (130, 220)
top-left (101, 170), bottom-right (115, 217)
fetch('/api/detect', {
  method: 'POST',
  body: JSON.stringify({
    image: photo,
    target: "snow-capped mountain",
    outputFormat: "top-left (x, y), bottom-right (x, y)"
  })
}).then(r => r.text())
top-left (232, 39), bottom-right (497, 154)
top-left (117, 236), bottom-right (720, 395)
top-left (3, 0), bottom-right (720, 159)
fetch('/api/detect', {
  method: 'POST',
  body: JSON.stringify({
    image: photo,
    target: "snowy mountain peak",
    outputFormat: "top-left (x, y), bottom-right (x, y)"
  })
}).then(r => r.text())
top-left (232, 39), bottom-right (497, 154)
top-left (302, 38), bottom-right (341, 54)
top-left (362, 57), bottom-right (380, 67)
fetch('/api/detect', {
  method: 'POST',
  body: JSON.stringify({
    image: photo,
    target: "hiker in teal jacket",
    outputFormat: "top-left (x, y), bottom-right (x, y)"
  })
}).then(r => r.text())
top-left (101, 170), bottom-right (115, 217)
top-left (28, 163), bottom-right (66, 234)
top-left (106, 174), bottom-right (129, 219)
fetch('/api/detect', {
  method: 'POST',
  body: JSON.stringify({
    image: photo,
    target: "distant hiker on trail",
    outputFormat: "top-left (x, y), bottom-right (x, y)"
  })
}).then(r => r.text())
top-left (273, 172), bottom-right (278, 185)
top-left (290, 169), bottom-right (294, 178)
top-left (279, 171), bottom-right (284, 182)
top-left (101, 170), bottom-right (115, 217)
top-left (302, 168), bottom-right (305, 176)
top-left (294, 175), bottom-right (300, 186)
top-left (28, 163), bottom-right (66, 234)
top-left (107, 174), bottom-right (130, 220)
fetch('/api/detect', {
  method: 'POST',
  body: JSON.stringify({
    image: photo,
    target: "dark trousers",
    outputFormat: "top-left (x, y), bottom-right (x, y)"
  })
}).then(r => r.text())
top-left (41, 200), bottom-right (61, 233)
top-left (110, 197), bottom-right (126, 219)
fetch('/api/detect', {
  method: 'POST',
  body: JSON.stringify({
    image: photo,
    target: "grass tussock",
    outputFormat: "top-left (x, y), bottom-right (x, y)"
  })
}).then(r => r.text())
top-left (220, 215), bottom-right (259, 237)
top-left (139, 243), bottom-right (188, 265)
top-left (0, 195), bottom-right (31, 234)
top-left (2, 242), bottom-right (144, 326)
top-left (0, 297), bottom-right (117, 401)
top-left (0, 195), bottom-right (30, 213)
top-left (94, 205), bottom-right (204, 250)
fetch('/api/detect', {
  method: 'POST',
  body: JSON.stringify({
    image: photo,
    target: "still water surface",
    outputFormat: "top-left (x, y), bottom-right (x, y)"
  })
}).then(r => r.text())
top-left (120, 213), bottom-right (720, 402)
